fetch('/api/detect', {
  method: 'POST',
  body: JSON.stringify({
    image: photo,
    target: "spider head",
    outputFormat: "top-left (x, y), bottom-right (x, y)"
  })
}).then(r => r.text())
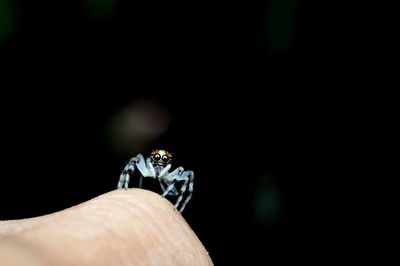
top-left (150, 149), bottom-right (172, 165)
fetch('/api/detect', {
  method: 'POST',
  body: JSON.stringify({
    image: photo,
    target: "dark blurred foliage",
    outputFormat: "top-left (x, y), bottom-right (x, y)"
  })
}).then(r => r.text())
top-left (0, 0), bottom-right (356, 265)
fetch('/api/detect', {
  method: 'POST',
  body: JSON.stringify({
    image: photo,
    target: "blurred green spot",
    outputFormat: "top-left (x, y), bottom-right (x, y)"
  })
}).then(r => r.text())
top-left (83, 0), bottom-right (117, 19)
top-left (265, 0), bottom-right (298, 55)
top-left (0, 0), bottom-right (15, 42)
top-left (254, 174), bottom-right (281, 225)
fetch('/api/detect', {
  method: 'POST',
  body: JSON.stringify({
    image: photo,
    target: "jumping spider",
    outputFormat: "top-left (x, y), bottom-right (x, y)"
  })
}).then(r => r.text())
top-left (117, 149), bottom-right (194, 212)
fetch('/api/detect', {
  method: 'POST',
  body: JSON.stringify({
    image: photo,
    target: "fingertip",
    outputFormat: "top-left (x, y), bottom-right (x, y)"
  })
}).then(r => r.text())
top-left (1, 189), bottom-right (213, 266)
top-left (90, 189), bottom-right (213, 264)
top-left (77, 188), bottom-right (213, 265)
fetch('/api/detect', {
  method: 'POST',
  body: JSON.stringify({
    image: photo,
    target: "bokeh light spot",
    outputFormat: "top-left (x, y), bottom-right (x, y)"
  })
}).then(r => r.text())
top-left (254, 174), bottom-right (282, 225)
top-left (265, 0), bottom-right (298, 55)
top-left (82, 0), bottom-right (118, 19)
top-left (107, 99), bottom-right (172, 156)
top-left (0, 0), bottom-right (15, 42)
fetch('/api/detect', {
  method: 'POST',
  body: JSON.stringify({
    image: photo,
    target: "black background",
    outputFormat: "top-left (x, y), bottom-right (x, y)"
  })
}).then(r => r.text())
top-left (0, 0), bottom-right (347, 265)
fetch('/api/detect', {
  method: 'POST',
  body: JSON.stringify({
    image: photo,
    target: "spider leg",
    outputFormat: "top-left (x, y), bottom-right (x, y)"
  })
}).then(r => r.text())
top-left (160, 181), bottom-right (167, 192)
top-left (160, 180), bottom-right (179, 196)
top-left (158, 164), bottom-right (172, 192)
top-left (134, 156), bottom-right (157, 189)
top-left (161, 167), bottom-right (194, 212)
top-left (135, 154), bottom-right (149, 177)
top-left (146, 158), bottom-right (156, 178)
top-left (161, 167), bottom-right (184, 197)
top-left (178, 171), bottom-right (194, 212)
top-left (174, 170), bottom-right (193, 212)
top-left (118, 153), bottom-right (152, 189)
top-left (117, 160), bottom-right (135, 189)
top-left (138, 176), bottom-right (143, 188)
top-left (159, 164), bottom-right (171, 177)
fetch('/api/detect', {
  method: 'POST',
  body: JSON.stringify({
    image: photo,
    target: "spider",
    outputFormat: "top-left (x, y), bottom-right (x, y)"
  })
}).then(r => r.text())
top-left (117, 149), bottom-right (194, 212)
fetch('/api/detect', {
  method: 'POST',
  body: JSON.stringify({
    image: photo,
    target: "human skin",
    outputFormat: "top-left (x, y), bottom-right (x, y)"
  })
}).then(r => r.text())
top-left (0, 189), bottom-right (213, 266)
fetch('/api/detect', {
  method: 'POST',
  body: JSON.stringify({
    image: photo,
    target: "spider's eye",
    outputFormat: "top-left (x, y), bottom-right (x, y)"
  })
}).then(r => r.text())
top-left (154, 154), bottom-right (161, 161)
top-left (162, 155), bottom-right (169, 162)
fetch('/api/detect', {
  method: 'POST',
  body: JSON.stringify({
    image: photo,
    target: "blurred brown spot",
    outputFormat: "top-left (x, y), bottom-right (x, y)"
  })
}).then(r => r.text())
top-left (107, 99), bottom-right (172, 155)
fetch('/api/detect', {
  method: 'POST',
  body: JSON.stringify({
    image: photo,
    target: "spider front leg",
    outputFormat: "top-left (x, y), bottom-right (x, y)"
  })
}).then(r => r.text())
top-left (117, 154), bottom-right (154, 189)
